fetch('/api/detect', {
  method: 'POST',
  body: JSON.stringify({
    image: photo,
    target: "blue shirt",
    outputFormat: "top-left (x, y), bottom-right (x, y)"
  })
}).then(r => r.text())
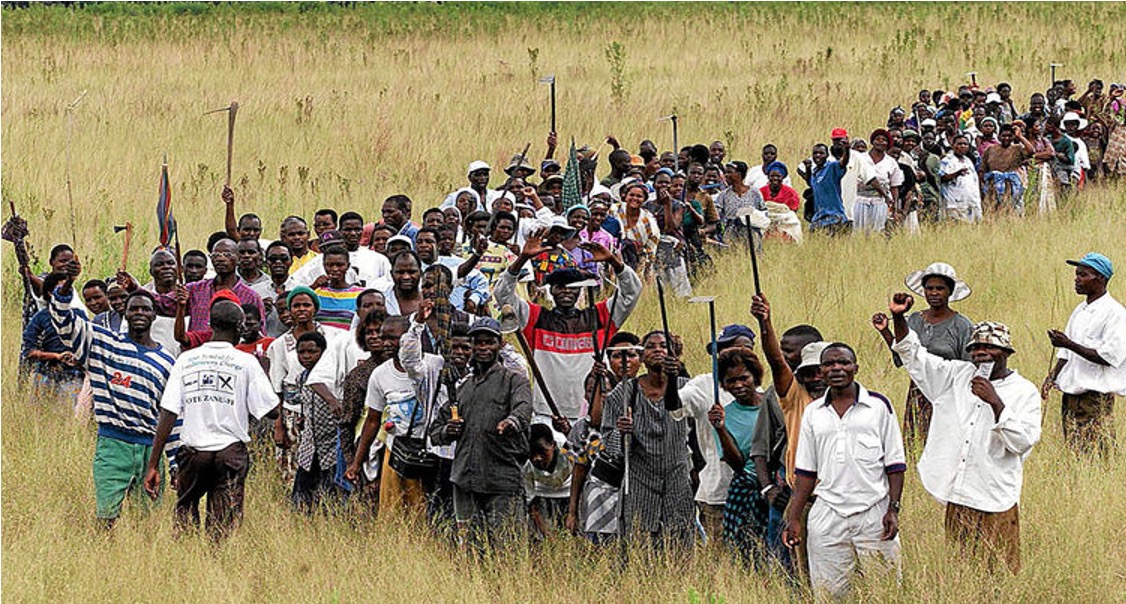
top-left (21, 307), bottom-right (87, 380)
top-left (810, 159), bottom-right (848, 228)
top-left (723, 401), bottom-right (761, 473)
top-left (601, 214), bottom-right (622, 239)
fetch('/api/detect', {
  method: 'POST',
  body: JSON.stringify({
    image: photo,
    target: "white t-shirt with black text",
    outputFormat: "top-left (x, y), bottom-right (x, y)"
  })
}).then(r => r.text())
top-left (161, 341), bottom-right (277, 451)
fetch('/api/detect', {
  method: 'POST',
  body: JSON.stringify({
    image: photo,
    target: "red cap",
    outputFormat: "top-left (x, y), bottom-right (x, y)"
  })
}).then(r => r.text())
top-left (209, 289), bottom-right (240, 307)
top-left (830, 128), bottom-right (848, 139)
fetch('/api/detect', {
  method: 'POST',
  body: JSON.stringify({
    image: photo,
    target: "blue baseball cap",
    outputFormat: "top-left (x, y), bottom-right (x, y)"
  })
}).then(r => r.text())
top-left (467, 317), bottom-right (503, 337)
top-left (1067, 253), bottom-right (1113, 280)
top-left (707, 324), bottom-right (756, 354)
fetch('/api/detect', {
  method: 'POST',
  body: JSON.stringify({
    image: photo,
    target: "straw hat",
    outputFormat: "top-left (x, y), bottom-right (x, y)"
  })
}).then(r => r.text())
top-left (904, 262), bottom-right (971, 302)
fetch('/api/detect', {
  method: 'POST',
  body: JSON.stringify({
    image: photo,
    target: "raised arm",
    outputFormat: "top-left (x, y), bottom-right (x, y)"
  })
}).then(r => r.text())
top-left (750, 293), bottom-right (794, 397)
top-left (222, 185), bottom-right (238, 240)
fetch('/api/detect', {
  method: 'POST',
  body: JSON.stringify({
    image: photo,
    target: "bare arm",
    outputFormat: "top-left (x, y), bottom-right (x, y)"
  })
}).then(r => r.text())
top-left (751, 293), bottom-right (794, 397)
top-left (223, 185), bottom-right (238, 240)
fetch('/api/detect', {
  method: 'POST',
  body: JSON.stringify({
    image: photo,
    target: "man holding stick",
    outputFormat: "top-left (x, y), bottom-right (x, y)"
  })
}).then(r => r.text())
top-left (1043, 253), bottom-right (1126, 456)
top-left (494, 228), bottom-right (641, 427)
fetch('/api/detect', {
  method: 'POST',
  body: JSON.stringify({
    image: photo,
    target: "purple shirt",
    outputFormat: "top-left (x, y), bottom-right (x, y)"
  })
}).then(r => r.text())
top-left (154, 277), bottom-right (266, 335)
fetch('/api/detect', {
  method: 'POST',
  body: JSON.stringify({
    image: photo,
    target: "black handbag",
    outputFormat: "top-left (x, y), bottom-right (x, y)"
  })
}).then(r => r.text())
top-left (588, 378), bottom-right (638, 488)
top-left (388, 391), bottom-right (439, 481)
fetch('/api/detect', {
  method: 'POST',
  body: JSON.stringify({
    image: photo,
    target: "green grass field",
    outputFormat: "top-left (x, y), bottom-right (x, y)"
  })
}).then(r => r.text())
top-left (3, 3), bottom-right (1126, 602)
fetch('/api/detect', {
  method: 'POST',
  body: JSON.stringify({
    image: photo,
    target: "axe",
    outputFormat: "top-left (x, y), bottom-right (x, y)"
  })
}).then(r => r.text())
top-left (204, 100), bottom-right (239, 187)
top-left (114, 222), bottom-right (133, 273)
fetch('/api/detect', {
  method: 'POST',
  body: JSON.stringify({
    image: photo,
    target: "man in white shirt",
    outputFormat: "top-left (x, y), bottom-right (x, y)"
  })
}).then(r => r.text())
top-left (1045, 253), bottom-right (1126, 456)
top-left (144, 300), bottom-right (279, 541)
top-left (783, 343), bottom-right (906, 599)
top-left (287, 228), bottom-right (392, 291)
top-left (744, 144), bottom-right (792, 191)
top-left (889, 293), bottom-right (1040, 573)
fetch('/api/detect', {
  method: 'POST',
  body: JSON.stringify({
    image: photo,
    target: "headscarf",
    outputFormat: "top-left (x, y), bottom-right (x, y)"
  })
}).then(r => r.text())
top-left (869, 128), bottom-right (892, 145)
top-left (287, 286), bottom-right (320, 311)
top-left (566, 204), bottom-right (590, 218)
top-left (764, 160), bottom-right (789, 178)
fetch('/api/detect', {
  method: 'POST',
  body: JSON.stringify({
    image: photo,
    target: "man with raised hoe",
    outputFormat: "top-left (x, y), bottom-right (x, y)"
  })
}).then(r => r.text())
top-left (494, 228), bottom-right (641, 427)
top-left (889, 292), bottom-right (1040, 573)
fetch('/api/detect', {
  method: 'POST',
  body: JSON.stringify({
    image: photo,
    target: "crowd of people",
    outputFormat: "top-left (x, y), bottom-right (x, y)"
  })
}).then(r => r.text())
top-left (10, 74), bottom-right (1126, 599)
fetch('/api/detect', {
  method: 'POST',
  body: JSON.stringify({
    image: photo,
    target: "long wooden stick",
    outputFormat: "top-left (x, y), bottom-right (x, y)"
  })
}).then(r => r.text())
top-left (226, 101), bottom-right (239, 186)
top-left (119, 222), bottom-right (133, 273)
top-left (64, 90), bottom-right (88, 244)
top-left (512, 328), bottom-right (564, 419)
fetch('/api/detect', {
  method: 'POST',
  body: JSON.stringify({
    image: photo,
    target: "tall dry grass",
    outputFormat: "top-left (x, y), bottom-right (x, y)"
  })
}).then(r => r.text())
top-left (3, 3), bottom-right (1126, 602)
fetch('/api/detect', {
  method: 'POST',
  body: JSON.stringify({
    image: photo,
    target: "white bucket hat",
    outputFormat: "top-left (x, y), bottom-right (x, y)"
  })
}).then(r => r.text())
top-left (796, 341), bottom-right (831, 372)
top-left (905, 262), bottom-right (971, 302)
top-left (1061, 111), bottom-right (1089, 131)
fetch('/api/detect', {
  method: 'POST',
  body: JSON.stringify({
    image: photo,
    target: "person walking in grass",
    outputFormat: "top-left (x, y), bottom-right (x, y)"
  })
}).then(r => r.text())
top-left (144, 300), bottom-right (279, 541)
top-left (872, 262), bottom-right (975, 450)
top-left (749, 292), bottom-right (826, 580)
top-left (49, 276), bottom-right (179, 528)
top-left (430, 318), bottom-right (533, 551)
top-left (1044, 253), bottom-right (1126, 457)
top-left (783, 343), bottom-right (907, 600)
top-left (887, 292), bottom-right (1040, 574)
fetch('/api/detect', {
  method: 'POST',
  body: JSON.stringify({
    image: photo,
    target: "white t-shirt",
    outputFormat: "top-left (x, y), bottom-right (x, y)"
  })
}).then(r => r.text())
top-left (1057, 293), bottom-right (1126, 396)
top-left (856, 152), bottom-right (905, 203)
top-left (938, 153), bottom-right (981, 210)
top-left (160, 341), bottom-right (277, 451)
top-left (286, 248), bottom-right (392, 290)
top-left (306, 333), bottom-right (369, 400)
top-left (673, 373), bottom-right (736, 505)
top-left (744, 165), bottom-right (793, 191)
top-left (365, 359), bottom-right (423, 449)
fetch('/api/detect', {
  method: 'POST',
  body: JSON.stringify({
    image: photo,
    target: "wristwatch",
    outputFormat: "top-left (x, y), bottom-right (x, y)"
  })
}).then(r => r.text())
top-left (889, 500), bottom-right (901, 513)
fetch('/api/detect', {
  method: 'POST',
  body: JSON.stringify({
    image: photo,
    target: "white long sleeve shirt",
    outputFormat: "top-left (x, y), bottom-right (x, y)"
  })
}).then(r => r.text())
top-left (1056, 293), bottom-right (1126, 396)
top-left (673, 373), bottom-right (736, 505)
top-left (893, 329), bottom-right (1041, 513)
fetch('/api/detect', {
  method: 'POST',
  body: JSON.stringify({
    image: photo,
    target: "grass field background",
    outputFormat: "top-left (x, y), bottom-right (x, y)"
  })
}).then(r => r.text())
top-left (3, 3), bottom-right (1126, 602)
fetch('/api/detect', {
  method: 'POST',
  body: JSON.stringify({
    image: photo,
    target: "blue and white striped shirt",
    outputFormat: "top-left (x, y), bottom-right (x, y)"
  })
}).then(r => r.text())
top-left (50, 289), bottom-right (181, 467)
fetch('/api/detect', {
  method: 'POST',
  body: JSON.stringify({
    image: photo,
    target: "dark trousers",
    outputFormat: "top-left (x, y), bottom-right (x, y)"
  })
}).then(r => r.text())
top-left (290, 454), bottom-right (339, 513)
top-left (175, 442), bottom-right (250, 541)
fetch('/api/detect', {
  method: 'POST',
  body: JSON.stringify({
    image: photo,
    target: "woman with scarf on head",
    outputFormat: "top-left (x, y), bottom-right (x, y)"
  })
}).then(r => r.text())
top-left (611, 181), bottom-right (661, 280)
top-left (872, 263), bottom-right (975, 451)
top-left (758, 161), bottom-right (804, 244)
top-left (267, 286), bottom-right (346, 480)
